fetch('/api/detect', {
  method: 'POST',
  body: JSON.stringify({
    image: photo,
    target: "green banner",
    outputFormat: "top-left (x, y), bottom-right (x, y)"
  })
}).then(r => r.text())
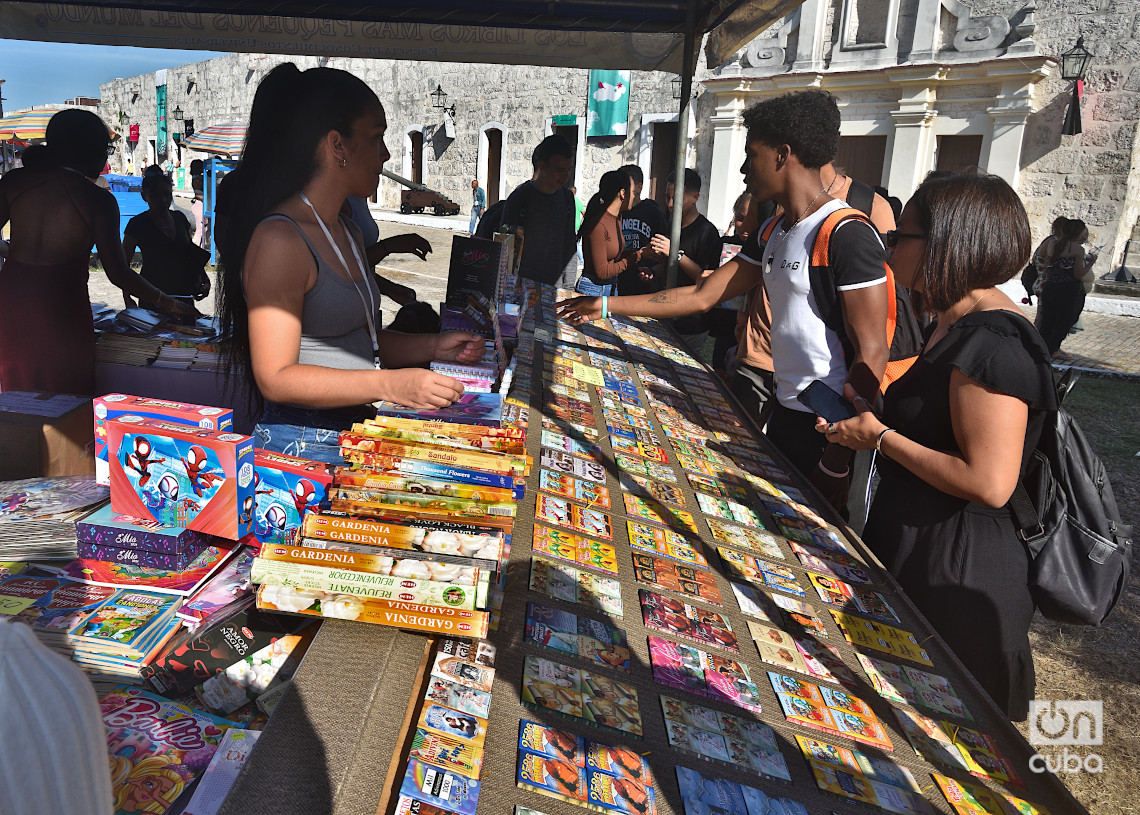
top-left (586, 70), bottom-right (630, 138)
top-left (156, 84), bottom-right (167, 160)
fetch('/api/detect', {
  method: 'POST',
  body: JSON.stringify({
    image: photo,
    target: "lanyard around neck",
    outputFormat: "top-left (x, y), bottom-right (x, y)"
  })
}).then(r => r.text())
top-left (298, 192), bottom-right (381, 368)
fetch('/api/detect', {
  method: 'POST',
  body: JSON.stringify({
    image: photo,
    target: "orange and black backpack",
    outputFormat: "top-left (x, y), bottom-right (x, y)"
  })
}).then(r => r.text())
top-left (756, 207), bottom-right (922, 392)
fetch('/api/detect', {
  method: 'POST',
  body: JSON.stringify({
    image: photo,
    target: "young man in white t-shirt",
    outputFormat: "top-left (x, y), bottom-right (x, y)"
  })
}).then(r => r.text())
top-left (558, 90), bottom-right (889, 509)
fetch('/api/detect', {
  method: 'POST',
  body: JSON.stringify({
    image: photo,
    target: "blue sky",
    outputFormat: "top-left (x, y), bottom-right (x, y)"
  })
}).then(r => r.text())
top-left (2, 40), bottom-right (220, 112)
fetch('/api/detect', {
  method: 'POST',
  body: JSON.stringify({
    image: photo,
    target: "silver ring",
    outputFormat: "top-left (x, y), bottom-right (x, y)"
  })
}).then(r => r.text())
top-left (827, 422), bottom-right (837, 434)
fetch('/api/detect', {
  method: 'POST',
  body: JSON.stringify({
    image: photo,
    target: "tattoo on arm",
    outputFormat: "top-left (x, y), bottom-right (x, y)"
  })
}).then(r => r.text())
top-left (647, 290), bottom-right (678, 304)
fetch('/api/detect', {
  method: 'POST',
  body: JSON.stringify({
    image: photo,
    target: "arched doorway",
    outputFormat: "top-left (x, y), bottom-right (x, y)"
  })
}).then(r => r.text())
top-left (403, 125), bottom-right (425, 185)
top-left (478, 122), bottom-right (508, 206)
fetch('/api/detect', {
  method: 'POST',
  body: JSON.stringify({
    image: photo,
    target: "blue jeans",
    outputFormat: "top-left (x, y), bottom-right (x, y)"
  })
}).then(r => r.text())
top-left (252, 403), bottom-right (373, 465)
top-left (575, 276), bottom-right (617, 297)
top-left (469, 208), bottom-right (483, 235)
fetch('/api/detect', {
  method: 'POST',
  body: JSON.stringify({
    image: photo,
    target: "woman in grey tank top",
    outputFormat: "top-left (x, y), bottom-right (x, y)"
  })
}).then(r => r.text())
top-left (217, 64), bottom-right (484, 463)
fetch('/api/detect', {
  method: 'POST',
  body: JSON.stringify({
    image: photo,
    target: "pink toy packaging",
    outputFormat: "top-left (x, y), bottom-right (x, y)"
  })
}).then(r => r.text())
top-left (94, 394), bottom-right (234, 486)
top-left (252, 450), bottom-right (333, 545)
top-left (107, 416), bottom-right (255, 541)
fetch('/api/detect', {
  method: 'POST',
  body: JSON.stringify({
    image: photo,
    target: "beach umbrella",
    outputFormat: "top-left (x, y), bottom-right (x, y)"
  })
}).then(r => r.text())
top-left (182, 122), bottom-right (246, 156)
top-left (0, 109), bottom-right (56, 141)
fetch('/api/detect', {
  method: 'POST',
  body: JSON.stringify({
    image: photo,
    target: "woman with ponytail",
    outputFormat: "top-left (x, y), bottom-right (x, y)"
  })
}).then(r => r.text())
top-left (0, 109), bottom-right (196, 394)
top-left (575, 169), bottom-right (649, 297)
top-left (217, 64), bottom-right (483, 463)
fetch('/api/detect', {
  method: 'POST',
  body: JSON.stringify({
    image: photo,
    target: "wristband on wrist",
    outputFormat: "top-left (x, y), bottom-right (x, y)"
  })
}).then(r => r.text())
top-left (876, 428), bottom-right (896, 454)
top-left (817, 461), bottom-right (850, 479)
top-left (601, 296), bottom-right (608, 319)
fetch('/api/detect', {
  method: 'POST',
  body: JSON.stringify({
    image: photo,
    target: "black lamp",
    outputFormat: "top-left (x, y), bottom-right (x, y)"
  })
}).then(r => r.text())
top-left (1060, 37), bottom-right (1092, 136)
top-left (1060, 36), bottom-right (1092, 81)
top-left (172, 105), bottom-right (184, 122)
top-left (672, 77), bottom-right (681, 99)
top-left (430, 84), bottom-right (455, 117)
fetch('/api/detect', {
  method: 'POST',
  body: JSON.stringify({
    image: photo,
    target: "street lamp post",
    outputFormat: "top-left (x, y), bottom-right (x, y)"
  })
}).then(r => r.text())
top-left (1060, 36), bottom-right (1092, 136)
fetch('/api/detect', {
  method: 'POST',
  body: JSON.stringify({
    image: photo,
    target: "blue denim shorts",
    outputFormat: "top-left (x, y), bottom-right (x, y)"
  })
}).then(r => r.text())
top-left (575, 276), bottom-right (617, 297)
top-left (252, 403), bottom-right (374, 465)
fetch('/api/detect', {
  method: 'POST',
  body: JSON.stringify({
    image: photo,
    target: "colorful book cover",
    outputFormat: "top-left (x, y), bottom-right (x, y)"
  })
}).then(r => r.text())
top-left (408, 727), bottom-right (484, 779)
top-left (178, 547), bottom-right (255, 622)
top-left (717, 548), bottom-right (802, 596)
top-left (182, 729), bottom-right (261, 815)
top-left (424, 675), bottom-right (492, 719)
top-left (100, 685), bottom-right (242, 815)
top-left (660, 696), bottom-right (790, 781)
top-left (519, 719), bottom-right (585, 765)
top-left (0, 573), bottom-right (118, 634)
top-left (55, 540), bottom-right (239, 596)
top-left (631, 553), bottom-right (722, 606)
top-left (638, 590), bottom-right (738, 652)
top-left (539, 469), bottom-right (612, 508)
top-left (376, 392), bottom-right (503, 427)
top-left (418, 703), bottom-right (487, 749)
top-left (622, 494), bottom-right (698, 534)
top-left (75, 589), bottom-right (180, 654)
top-left (532, 524), bottom-right (619, 575)
top-left (530, 557), bottom-right (623, 616)
top-left (526, 602), bottom-right (631, 672)
top-left (626, 521), bottom-right (707, 568)
top-left (587, 768), bottom-right (657, 815)
top-left (517, 749), bottom-right (589, 804)
top-left (522, 655), bottom-right (643, 737)
top-left (399, 758), bottom-right (480, 815)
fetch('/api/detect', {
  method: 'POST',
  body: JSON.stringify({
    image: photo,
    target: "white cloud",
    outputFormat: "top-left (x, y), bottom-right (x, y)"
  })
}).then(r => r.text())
top-left (592, 81), bottom-right (626, 103)
top-left (611, 122), bottom-right (627, 136)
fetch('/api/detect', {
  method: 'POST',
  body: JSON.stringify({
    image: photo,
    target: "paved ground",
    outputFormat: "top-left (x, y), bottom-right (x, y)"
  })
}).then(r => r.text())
top-left (84, 212), bottom-right (1140, 377)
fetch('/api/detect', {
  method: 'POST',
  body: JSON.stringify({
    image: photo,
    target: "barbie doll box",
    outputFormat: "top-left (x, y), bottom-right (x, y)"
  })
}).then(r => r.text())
top-left (107, 416), bottom-right (255, 540)
top-left (94, 394), bottom-right (233, 486)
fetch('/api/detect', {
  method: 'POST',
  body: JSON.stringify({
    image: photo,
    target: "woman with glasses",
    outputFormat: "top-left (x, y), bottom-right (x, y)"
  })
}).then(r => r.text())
top-left (1034, 217), bottom-right (1095, 357)
top-left (814, 172), bottom-right (1056, 721)
top-left (0, 109), bottom-right (196, 395)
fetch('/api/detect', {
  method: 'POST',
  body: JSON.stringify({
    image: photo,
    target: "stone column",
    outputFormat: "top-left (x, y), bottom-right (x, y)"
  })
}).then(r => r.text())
top-left (886, 70), bottom-right (943, 199)
top-left (706, 91), bottom-right (748, 234)
top-left (983, 76), bottom-right (1042, 190)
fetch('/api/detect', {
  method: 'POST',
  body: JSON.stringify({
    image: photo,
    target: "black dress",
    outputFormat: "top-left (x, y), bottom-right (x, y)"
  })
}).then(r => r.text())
top-left (862, 310), bottom-right (1056, 720)
top-left (124, 210), bottom-right (205, 299)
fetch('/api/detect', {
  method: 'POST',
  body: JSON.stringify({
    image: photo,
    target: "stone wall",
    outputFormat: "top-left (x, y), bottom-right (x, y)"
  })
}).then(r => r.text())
top-left (964, 0), bottom-right (1140, 269)
top-left (100, 53), bottom-right (687, 216)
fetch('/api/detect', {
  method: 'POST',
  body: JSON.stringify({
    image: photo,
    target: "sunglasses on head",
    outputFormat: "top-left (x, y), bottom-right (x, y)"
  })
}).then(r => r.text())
top-left (884, 230), bottom-right (926, 249)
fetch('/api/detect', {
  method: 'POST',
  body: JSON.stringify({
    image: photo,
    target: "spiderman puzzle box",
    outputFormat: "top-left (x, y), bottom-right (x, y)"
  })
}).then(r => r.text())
top-left (252, 450), bottom-right (333, 546)
top-left (107, 416), bottom-right (255, 540)
top-left (93, 394), bottom-right (234, 486)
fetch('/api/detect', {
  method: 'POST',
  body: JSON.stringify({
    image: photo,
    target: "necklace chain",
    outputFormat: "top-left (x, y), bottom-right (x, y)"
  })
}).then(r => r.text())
top-left (790, 186), bottom-right (828, 229)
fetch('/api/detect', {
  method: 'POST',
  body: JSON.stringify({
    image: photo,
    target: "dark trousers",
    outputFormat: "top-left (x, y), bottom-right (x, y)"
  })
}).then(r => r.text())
top-left (1038, 277), bottom-right (1085, 354)
top-left (765, 403), bottom-right (827, 477)
top-left (730, 363), bottom-right (777, 431)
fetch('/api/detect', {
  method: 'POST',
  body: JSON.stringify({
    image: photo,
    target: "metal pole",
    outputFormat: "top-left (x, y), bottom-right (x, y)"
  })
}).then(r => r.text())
top-left (665, 13), bottom-right (698, 291)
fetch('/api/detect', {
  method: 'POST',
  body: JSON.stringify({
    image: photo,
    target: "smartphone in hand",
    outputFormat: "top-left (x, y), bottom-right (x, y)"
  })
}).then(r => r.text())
top-left (797, 380), bottom-right (856, 423)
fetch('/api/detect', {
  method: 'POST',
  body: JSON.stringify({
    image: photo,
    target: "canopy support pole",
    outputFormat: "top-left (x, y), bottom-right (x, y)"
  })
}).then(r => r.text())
top-left (664, 8), bottom-right (699, 294)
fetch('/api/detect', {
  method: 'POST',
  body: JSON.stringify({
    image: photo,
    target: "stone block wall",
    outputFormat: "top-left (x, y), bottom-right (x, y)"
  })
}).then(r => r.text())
top-left (965, 0), bottom-right (1140, 269)
top-left (101, 53), bottom-right (683, 216)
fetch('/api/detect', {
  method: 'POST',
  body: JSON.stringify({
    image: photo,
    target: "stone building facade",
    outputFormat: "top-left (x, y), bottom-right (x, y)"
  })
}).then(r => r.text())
top-left (99, 0), bottom-right (1140, 267)
top-left (99, 54), bottom-right (687, 221)
top-left (698, 0), bottom-right (1140, 273)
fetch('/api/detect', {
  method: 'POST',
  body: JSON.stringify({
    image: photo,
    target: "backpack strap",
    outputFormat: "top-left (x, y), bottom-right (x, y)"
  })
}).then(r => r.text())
top-left (1009, 482), bottom-right (1046, 542)
top-left (809, 207), bottom-right (906, 392)
top-left (846, 179), bottom-right (875, 218)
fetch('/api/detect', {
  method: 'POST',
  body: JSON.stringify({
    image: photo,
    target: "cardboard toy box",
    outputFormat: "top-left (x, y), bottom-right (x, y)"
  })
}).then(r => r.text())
top-left (107, 416), bottom-right (255, 540)
top-left (0, 391), bottom-right (95, 480)
top-left (93, 394), bottom-right (234, 486)
top-left (252, 449), bottom-right (333, 546)
top-left (76, 504), bottom-right (211, 570)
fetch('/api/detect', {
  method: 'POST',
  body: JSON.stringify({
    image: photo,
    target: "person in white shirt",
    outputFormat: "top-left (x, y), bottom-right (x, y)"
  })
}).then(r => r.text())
top-left (559, 90), bottom-right (889, 509)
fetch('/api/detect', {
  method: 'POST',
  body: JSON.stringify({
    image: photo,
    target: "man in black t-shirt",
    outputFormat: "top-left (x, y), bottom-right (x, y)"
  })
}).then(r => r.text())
top-left (659, 169), bottom-right (722, 354)
top-left (501, 135), bottom-right (578, 287)
top-left (616, 164), bottom-right (668, 296)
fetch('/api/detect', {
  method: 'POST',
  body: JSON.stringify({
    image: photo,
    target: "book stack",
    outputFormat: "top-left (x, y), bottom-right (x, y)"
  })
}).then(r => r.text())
top-left (0, 571), bottom-right (183, 681)
top-left (0, 475), bottom-right (109, 561)
top-left (395, 638), bottom-right (498, 815)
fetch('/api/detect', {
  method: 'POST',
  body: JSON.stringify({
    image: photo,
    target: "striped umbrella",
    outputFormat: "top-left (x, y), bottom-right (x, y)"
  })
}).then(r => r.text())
top-left (181, 122), bottom-right (246, 156)
top-left (0, 109), bottom-right (56, 141)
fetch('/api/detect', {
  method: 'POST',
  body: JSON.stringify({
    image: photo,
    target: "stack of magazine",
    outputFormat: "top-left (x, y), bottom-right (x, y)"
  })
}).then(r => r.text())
top-left (0, 475), bottom-right (109, 561)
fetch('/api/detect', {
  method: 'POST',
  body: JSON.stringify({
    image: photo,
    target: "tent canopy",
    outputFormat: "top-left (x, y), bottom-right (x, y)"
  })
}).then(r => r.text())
top-left (0, 0), bottom-right (803, 72)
